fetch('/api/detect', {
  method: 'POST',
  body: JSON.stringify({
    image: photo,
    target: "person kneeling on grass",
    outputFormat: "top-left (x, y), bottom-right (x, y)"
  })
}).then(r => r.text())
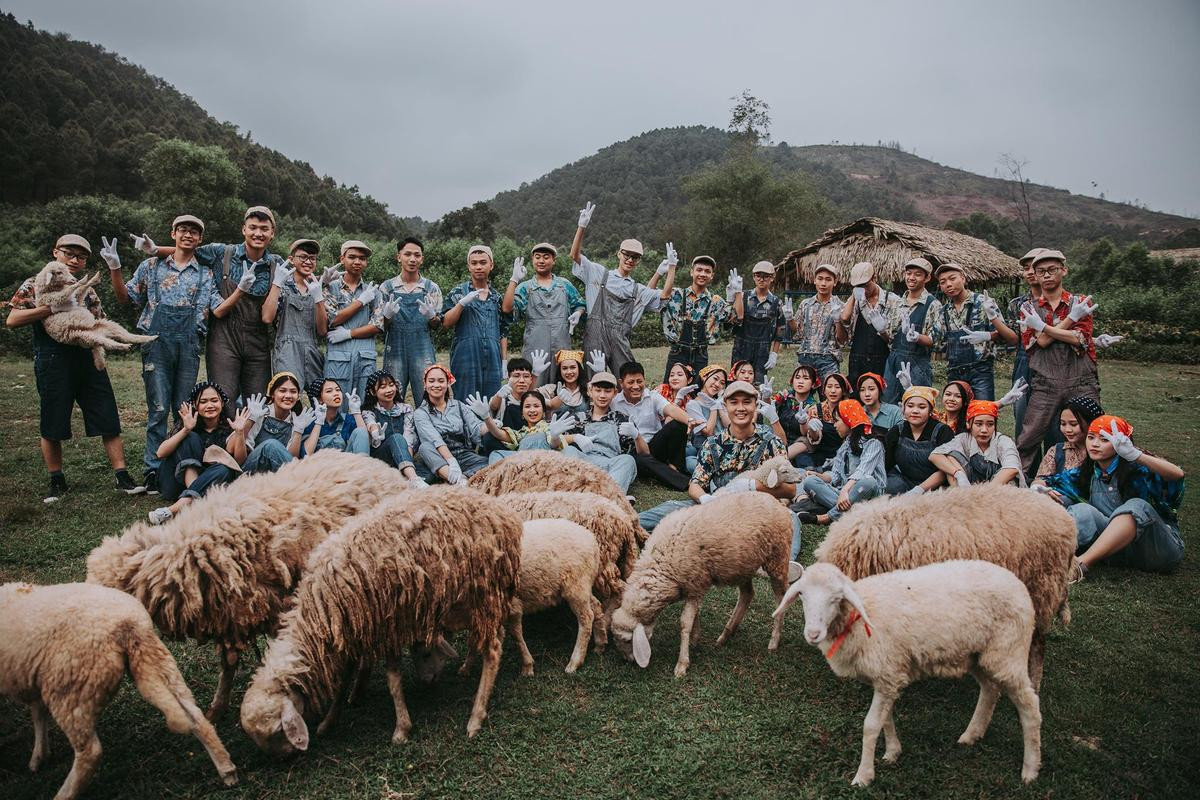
top-left (148, 381), bottom-right (249, 524)
top-left (797, 399), bottom-right (886, 525)
top-left (361, 369), bottom-right (425, 487)
top-left (469, 389), bottom-right (565, 464)
top-left (241, 371), bottom-right (306, 474)
top-left (301, 378), bottom-right (369, 456)
top-left (1042, 415), bottom-right (1185, 575)
top-left (929, 400), bottom-right (1022, 487)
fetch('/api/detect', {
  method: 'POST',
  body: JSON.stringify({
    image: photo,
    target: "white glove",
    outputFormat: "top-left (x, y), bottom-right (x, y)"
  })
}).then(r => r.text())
top-left (765, 351), bottom-right (778, 370)
top-left (723, 478), bottom-right (756, 494)
top-left (759, 378), bottom-right (773, 397)
top-left (905, 486), bottom-right (926, 496)
top-left (346, 389), bottom-right (362, 415)
top-left (1100, 420), bottom-right (1143, 461)
top-left (381, 298), bottom-right (401, 320)
top-left (291, 407), bottom-right (317, 430)
top-left (758, 401), bottom-right (779, 425)
top-left (446, 459), bottom-right (463, 484)
top-left (806, 417), bottom-right (824, 434)
top-left (129, 232), bottom-right (157, 254)
top-left (781, 297), bottom-right (795, 321)
top-left (1020, 305), bottom-right (1047, 333)
top-left (407, 476), bottom-right (429, 490)
top-left (357, 282), bottom-right (377, 306)
top-left (852, 286), bottom-right (866, 304)
top-left (327, 327), bottom-right (352, 344)
top-left (237, 270), bottom-right (256, 292)
top-left (903, 318), bottom-right (921, 342)
top-left (246, 393), bottom-right (268, 423)
top-left (457, 289), bottom-right (482, 307)
top-left (272, 262), bottom-right (294, 288)
top-left (868, 308), bottom-right (888, 333)
top-left (1068, 295), bottom-right (1099, 322)
top-left (697, 492), bottom-right (715, 505)
top-left (618, 421), bottom-right (639, 439)
top-left (529, 349), bottom-right (551, 377)
top-left (305, 277), bottom-right (323, 298)
top-left (666, 242), bottom-right (678, 267)
top-left (998, 378), bottom-right (1028, 408)
top-left (313, 402), bottom-right (328, 420)
top-left (961, 329), bottom-right (993, 345)
top-left (676, 384), bottom-right (698, 402)
top-left (464, 392), bottom-right (491, 420)
top-left (571, 433), bottom-right (595, 452)
top-left (725, 270), bottom-right (743, 301)
top-left (655, 259), bottom-right (671, 277)
top-left (547, 413), bottom-right (574, 437)
top-left (577, 201), bottom-right (595, 228)
top-left (568, 307), bottom-right (583, 334)
top-left (510, 256), bottom-right (527, 284)
top-left (587, 349), bottom-right (606, 374)
top-left (100, 236), bottom-right (121, 271)
top-left (320, 266), bottom-right (342, 287)
top-left (1095, 333), bottom-right (1124, 348)
top-left (896, 361), bottom-right (913, 390)
top-left (954, 470), bottom-right (971, 488)
top-left (981, 296), bottom-right (1001, 322)
top-left (367, 420), bottom-right (385, 449)
top-left (418, 294), bottom-right (439, 320)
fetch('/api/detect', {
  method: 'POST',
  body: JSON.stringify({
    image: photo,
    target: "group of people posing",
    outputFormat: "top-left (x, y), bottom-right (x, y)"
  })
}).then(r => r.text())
top-left (6, 202), bottom-right (1182, 575)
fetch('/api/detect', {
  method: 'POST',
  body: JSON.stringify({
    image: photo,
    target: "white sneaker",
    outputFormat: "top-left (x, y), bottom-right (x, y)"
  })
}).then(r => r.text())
top-left (407, 477), bottom-right (429, 490)
top-left (148, 507), bottom-right (173, 525)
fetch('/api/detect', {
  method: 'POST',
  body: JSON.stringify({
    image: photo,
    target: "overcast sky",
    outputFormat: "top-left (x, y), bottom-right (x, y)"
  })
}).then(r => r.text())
top-left (7, 0), bottom-right (1198, 220)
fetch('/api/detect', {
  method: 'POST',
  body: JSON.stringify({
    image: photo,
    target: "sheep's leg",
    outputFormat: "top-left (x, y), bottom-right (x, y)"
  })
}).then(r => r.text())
top-left (135, 669), bottom-right (238, 786)
top-left (599, 594), bottom-right (621, 649)
top-left (590, 597), bottom-right (607, 651)
top-left (318, 660), bottom-right (358, 736)
top-left (959, 667), bottom-right (1001, 745)
top-left (1027, 632), bottom-right (1045, 691)
top-left (716, 582), bottom-right (754, 646)
top-left (383, 660), bottom-right (414, 744)
top-left (851, 690), bottom-right (895, 787)
top-left (28, 700), bottom-right (50, 772)
top-left (205, 645), bottom-right (239, 721)
top-left (49, 705), bottom-right (102, 800)
top-left (347, 659), bottom-right (372, 705)
top-left (768, 576), bottom-right (788, 651)
top-left (466, 632), bottom-right (503, 738)
top-left (881, 706), bottom-right (901, 764)
top-left (674, 596), bottom-right (702, 678)
top-left (1004, 677), bottom-right (1042, 783)
top-left (564, 590), bottom-right (595, 674)
top-left (506, 603), bottom-right (536, 677)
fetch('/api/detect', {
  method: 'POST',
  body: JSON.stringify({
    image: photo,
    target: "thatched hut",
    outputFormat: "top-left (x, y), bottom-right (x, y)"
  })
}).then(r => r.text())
top-left (776, 217), bottom-right (1022, 290)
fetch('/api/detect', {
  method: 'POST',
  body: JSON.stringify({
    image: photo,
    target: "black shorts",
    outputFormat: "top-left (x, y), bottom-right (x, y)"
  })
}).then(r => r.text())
top-left (33, 346), bottom-right (122, 440)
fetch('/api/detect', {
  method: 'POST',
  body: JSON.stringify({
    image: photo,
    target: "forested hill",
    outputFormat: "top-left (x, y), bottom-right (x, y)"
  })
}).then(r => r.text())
top-left (490, 127), bottom-right (1198, 254)
top-left (0, 13), bottom-right (409, 236)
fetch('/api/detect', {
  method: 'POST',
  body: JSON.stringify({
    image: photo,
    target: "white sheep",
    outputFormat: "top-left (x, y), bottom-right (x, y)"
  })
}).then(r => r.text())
top-left (714, 454), bottom-right (806, 496)
top-left (610, 492), bottom-right (793, 677)
top-left (509, 519), bottom-right (604, 675)
top-left (773, 560), bottom-right (1042, 787)
top-left (0, 582), bottom-right (238, 800)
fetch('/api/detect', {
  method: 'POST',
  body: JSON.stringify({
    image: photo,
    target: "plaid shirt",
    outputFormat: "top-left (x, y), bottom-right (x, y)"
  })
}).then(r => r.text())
top-left (691, 424), bottom-right (785, 491)
top-left (1020, 290), bottom-right (1096, 362)
top-left (661, 286), bottom-right (735, 346)
top-left (125, 255), bottom-right (212, 334)
top-left (884, 289), bottom-right (943, 341)
top-left (8, 274), bottom-right (105, 318)
top-left (792, 295), bottom-right (844, 355)
top-left (735, 291), bottom-right (787, 343)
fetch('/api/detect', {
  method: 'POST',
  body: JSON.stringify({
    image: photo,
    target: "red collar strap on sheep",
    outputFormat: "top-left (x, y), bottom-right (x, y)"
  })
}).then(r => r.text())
top-left (825, 610), bottom-right (872, 660)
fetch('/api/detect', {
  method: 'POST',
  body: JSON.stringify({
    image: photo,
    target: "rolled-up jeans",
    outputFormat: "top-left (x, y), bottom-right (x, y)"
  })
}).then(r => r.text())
top-left (802, 474), bottom-right (882, 521)
top-left (371, 433), bottom-right (415, 469)
top-left (243, 438), bottom-right (293, 474)
top-left (1070, 498), bottom-right (1184, 573)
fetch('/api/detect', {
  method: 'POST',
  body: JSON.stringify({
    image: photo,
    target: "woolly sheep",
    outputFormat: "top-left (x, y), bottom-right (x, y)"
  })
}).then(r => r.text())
top-left (814, 484), bottom-right (1076, 688)
top-left (773, 561), bottom-right (1042, 786)
top-left (32, 263), bottom-right (156, 370)
top-left (0, 582), bottom-right (238, 800)
top-left (610, 492), bottom-right (793, 677)
top-left (86, 450), bottom-right (412, 720)
top-left (509, 519), bottom-right (604, 675)
top-left (714, 454), bottom-right (806, 496)
top-left (240, 486), bottom-right (522, 752)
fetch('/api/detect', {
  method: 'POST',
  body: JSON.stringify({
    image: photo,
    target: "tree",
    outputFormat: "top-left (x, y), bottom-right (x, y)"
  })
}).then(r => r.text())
top-left (433, 201), bottom-right (499, 241)
top-left (945, 212), bottom-right (1021, 256)
top-left (728, 90), bottom-right (771, 149)
top-left (140, 138), bottom-right (243, 236)
top-left (997, 153), bottom-right (1036, 249)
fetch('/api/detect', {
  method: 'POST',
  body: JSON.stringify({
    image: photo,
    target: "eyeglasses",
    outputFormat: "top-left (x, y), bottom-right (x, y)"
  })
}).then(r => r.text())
top-left (1034, 266), bottom-right (1062, 277)
top-left (292, 254), bottom-right (317, 264)
top-left (619, 250), bottom-right (642, 263)
top-left (56, 249), bottom-right (88, 263)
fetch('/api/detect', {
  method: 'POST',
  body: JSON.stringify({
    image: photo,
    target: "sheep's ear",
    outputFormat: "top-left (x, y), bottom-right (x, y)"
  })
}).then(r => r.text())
top-left (774, 577), bottom-right (804, 618)
top-left (841, 582), bottom-right (874, 632)
top-left (765, 469), bottom-right (780, 489)
top-left (436, 636), bottom-right (459, 659)
top-left (281, 696), bottom-right (309, 751)
top-left (632, 624), bottom-right (652, 668)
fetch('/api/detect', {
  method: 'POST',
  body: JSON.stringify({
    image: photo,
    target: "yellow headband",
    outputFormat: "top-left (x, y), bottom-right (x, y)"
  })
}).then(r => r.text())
top-left (556, 349), bottom-right (584, 365)
top-left (901, 385), bottom-right (939, 407)
top-left (267, 371), bottom-right (299, 395)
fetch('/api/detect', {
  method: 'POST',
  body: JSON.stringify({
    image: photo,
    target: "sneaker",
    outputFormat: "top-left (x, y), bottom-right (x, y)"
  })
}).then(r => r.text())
top-left (148, 507), bottom-right (174, 525)
top-left (796, 511), bottom-right (821, 525)
top-left (787, 561), bottom-right (804, 583)
top-left (44, 475), bottom-right (68, 504)
top-left (116, 471), bottom-right (146, 495)
top-left (143, 471), bottom-right (160, 496)
top-left (406, 477), bottom-right (429, 490)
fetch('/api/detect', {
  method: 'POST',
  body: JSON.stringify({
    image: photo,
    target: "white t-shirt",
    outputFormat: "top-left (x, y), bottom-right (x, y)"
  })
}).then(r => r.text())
top-left (612, 391), bottom-right (670, 436)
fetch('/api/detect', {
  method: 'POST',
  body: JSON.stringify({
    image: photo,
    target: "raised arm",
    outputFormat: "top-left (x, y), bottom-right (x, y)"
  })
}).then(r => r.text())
top-left (569, 201), bottom-right (595, 265)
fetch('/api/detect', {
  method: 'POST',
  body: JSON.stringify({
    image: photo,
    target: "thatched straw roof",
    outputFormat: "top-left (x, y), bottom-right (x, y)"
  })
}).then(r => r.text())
top-left (776, 217), bottom-right (1022, 289)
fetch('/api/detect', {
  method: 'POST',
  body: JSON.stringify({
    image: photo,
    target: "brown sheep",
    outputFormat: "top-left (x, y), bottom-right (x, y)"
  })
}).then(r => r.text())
top-left (85, 450), bottom-right (411, 720)
top-left (814, 484), bottom-right (1077, 688)
top-left (240, 486), bottom-right (522, 751)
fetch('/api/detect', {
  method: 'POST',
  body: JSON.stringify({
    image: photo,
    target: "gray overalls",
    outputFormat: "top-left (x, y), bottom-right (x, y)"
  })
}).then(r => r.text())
top-left (271, 280), bottom-right (324, 388)
top-left (325, 278), bottom-right (378, 399)
top-left (521, 279), bottom-right (571, 384)
top-left (582, 271), bottom-right (638, 375)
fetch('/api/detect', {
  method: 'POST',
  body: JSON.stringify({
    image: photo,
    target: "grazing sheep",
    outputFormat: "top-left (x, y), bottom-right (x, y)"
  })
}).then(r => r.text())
top-left (32, 262), bottom-right (156, 370)
top-left (0, 582), bottom-right (238, 800)
top-left (86, 450), bottom-right (412, 720)
top-left (715, 454), bottom-right (806, 496)
top-left (509, 519), bottom-right (603, 675)
top-left (240, 486), bottom-right (521, 752)
top-left (814, 484), bottom-right (1076, 688)
top-left (773, 561), bottom-right (1042, 786)
top-left (610, 492), bottom-right (793, 677)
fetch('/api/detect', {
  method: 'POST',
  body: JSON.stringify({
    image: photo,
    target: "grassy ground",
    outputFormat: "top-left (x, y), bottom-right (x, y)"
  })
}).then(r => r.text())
top-left (1, 346), bottom-right (1198, 799)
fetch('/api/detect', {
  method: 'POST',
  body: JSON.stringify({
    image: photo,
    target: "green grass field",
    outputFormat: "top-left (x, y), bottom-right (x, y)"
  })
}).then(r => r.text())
top-left (1, 346), bottom-right (1198, 799)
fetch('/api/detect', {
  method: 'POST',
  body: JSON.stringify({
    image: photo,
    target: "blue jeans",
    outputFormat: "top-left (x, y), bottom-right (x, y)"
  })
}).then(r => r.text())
top-left (562, 446), bottom-right (637, 494)
top-left (638, 499), bottom-right (695, 532)
top-left (243, 439), bottom-right (293, 474)
top-left (795, 353), bottom-right (840, 382)
top-left (1070, 499), bottom-right (1184, 573)
top-left (883, 350), bottom-right (932, 404)
top-left (802, 474), bottom-right (882, 521)
top-left (416, 440), bottom-right (489, 478)
top-left (316, 427), bottom-right (370, 455)
top-left (371, 433), bottom-right (414, 469)
top-left (946, 359), bottom-right (995, 401)
top-left (141, 334), bottom-right (201, 474)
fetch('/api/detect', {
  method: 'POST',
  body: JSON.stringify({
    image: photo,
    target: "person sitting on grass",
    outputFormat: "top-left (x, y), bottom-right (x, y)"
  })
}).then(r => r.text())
top-left (360, 369), bottom-right (425, 487)
top-left (936, 379), bottom-right (972, 434)
top-left (470, 389), bottom-right (564, 464)
top-left (797, 399), bottom-right (886, 525)
top-left (1031, 395), bottom-right (1103, 494)
top-left (856, 372), bottom-right (902, 431)
top-left (413, 364), bottom-right (487, 484)
top-left (883, 385), bottom-right (952, 495)
top-left (241, 371), bottom-right (306, 474)
top-left (559, 370), bottom-right (641, 495)
top-left (807, 372), bottom-right (851, 468)
top-left (684, 365), bottom-right (729, 473)
top-left (613, 360), bottom-right (698, 492)
top-left (147, 381), bottom-right (249, 525)
top-left (929, 400), bottom-right (1022, 487)
top-left (301, 378), bottom-right (369, 456)
top-left (772, 364), bottom-right (822, 467)
top-left (1041, 414), bottom-right (1185, 575)
top-left (484, 354), bottom-right (549, 454)
top-left (543, 349), bottom-right (590, 416)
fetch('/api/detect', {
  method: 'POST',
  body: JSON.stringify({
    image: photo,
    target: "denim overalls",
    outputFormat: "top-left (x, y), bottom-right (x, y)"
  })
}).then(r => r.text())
top-left (383, 279), bottom-right (437, 405)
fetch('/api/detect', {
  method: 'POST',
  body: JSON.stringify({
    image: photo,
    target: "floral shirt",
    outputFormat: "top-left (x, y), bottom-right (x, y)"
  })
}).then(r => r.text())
top-left (8, 273), bottom-right (105, 318)
top-left (691, 424), bottom-right (785, 491)
top-left (363, 403), bottom-right (416, 446)
top-left (125, 255), bottom-right (213, 334)
top-left (1020, 290), bottom-right (1096, 362)
top-left (842, 289), bottom-right (903, 342)
top-left (661, 287), bottom-right (735, 346)
top-left (325, 277), bottom-right (381, 326)
top-left (772, 390), bottom-right (818, 443)
top-left (792, 295), bottom-right (844, 356)
top-left (884, 289), bottom-right (943, 341)
top-left (511, 275), bottom-right (586, 318)
top-left (500, 419), bottom-right (564, 451)
top-left (938, 291), bottom-right (997, 360)
top-left (1044, 461), bottom-right (1185, 525)
top-left (1035, 441), bottom-right (1087, 479)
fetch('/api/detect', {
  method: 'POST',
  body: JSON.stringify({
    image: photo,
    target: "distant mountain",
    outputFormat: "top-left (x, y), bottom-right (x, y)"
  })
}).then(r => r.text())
top-left (0, 13), bottom-right (415, 236)
top-left (488, 126), bottom-right (1197, 255)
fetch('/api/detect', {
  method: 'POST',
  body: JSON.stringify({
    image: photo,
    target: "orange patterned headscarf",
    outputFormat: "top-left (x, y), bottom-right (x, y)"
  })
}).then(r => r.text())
top-left (966, 400), bottom-right (1000, 421)
top-left (423, 363), bottom-right (455, 386)
top-left (837, 399), bottom-right (872, 433)
top-left (1089, 414), bottom-right (1132, 437)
